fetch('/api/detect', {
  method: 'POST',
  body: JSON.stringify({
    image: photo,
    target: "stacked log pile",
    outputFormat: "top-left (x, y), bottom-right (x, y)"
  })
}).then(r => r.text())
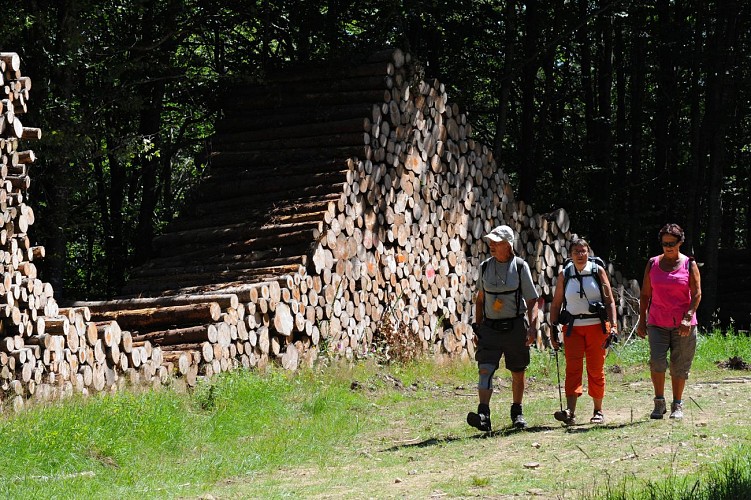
top-left (77, 48), bottom-right (639, 379)
top-left (0, 52), bottom-right (166, 410)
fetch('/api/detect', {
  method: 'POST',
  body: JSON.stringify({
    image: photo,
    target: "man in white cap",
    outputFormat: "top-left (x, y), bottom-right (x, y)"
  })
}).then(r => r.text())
top-left (467, 224), bottom-right (540, 431)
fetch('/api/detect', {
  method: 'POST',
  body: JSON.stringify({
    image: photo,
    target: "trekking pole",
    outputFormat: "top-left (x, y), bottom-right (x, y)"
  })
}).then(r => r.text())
top-left (554, 347), bottom-right (564, 412)
top-left (553, 328), bottom-right (564, 412)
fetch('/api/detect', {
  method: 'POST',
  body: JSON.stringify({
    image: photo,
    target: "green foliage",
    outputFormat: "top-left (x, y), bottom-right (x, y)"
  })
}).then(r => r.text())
top-left (590, 447), bottom-right (751, 500)
top-left (692, 330), bottom-right (751, 372)
top-left (0, 337), bottom-right (749, 497)
top-left (1, 0), bottom-right (749, 301)
top-left (0, 367), bottom-right (371, 498)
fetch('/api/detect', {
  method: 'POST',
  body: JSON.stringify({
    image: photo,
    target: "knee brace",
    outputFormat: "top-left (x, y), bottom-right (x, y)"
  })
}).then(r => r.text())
top-left (478, 363), bottom-right (498, 390)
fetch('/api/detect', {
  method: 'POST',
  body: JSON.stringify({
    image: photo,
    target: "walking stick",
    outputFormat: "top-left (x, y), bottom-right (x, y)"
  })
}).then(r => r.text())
top-left (554, 346), bottom-right (564, 412)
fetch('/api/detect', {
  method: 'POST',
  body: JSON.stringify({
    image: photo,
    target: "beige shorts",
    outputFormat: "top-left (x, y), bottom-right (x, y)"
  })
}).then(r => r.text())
top-left (647, 325), bottom-right (697, 379)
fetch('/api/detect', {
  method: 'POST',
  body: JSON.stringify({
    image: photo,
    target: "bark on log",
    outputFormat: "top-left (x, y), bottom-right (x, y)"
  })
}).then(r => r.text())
top-left (90, 303), bottom-right (222, 329)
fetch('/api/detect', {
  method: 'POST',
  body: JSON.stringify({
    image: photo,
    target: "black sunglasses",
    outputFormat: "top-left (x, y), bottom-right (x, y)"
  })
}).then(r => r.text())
top-left (661, 240), bottom-right (680, 248)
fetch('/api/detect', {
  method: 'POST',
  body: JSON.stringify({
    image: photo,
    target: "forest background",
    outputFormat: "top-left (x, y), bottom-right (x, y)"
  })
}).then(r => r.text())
top-left (1, 0), bottom-right (749, 326)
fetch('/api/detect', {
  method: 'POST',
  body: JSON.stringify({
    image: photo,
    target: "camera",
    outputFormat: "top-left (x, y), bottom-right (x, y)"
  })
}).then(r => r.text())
top-left (588, 301), bottom-right (607, 321)
top-left (558, 309), bottom-right (572, 326)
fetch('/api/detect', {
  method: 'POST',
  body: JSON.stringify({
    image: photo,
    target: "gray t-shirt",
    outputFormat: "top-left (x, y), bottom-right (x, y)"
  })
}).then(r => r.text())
top-left (478, 256), bottom-right (539, 319)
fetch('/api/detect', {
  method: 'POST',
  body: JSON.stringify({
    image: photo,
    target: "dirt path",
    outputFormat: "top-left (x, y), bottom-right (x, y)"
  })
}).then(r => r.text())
top-left (211, 372), bottom-right (751, 499)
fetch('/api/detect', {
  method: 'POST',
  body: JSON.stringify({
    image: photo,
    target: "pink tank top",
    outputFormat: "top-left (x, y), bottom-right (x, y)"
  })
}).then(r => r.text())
top-left (648, 255), bottom-right (696, 328)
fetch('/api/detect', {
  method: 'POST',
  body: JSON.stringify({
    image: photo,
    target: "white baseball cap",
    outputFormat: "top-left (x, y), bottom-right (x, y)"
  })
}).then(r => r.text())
top-left (484, 225), bottom-right (515, 244)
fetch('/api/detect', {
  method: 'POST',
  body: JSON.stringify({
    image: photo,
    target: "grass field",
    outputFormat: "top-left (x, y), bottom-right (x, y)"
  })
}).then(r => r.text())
top-left (0, 330), bottom-right (750, 499)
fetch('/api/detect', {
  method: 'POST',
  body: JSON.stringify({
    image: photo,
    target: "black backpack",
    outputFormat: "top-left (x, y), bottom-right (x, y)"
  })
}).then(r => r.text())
top-left (561, 256), bottom-right (606, 302)
top-left (480, 257), bottom-right (524, 318)
top-left (560, 256), bottom-right (608, 334)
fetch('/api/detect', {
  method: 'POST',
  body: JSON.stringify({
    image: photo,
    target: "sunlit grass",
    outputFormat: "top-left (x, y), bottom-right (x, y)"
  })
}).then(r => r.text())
top-left (586, 445), bottom-right (751, 500)
top-left (0, 330), bottom-right (748, 498)
top-left (0, 368), bottom-right (375, 498)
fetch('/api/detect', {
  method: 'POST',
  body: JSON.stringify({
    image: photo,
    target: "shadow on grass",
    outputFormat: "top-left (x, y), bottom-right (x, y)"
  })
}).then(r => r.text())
top-left (380, 424), bottom-right (561, 452)
top-left (563, 420), bottom-right (648, 434)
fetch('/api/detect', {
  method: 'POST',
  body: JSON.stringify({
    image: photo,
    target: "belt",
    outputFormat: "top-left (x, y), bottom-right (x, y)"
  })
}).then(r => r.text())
top-left (565, 313), bottom-right (605, 336)
top-left (572, 313), bottom-right (600, 320)
top-left (484, 317), bottom-right (521, 329)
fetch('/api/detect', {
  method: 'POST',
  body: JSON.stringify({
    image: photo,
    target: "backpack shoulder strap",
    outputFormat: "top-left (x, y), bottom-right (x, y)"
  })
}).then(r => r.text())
top-left (514, 257), bottom-right (524, 316)
top-left (480, 258), bottom-right (492, 288)
top-left (562, 260), bottom-right (575, 290)
top-left (480, 259), bottom-right (489, 317)
top-left (591, 262), bottom-right (604, 298)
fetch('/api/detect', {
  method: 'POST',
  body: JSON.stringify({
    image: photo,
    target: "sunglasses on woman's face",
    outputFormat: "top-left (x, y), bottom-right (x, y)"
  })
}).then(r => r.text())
top-left (661, 240), bottom-right (680, 248)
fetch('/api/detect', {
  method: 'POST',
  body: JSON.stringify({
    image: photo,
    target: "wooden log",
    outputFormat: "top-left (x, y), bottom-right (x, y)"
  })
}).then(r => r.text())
top-left (166, 198), bottom-right (335, 234)
top-left (130, 324), bottom-right (219, 345)
top-left (0, 52), bottom-right (21, 72)
top-left (216, 103), bottom-right (376, 134)
top-left (281, 343), bottom-right (299, 371)
top-left (44, 317), bottom-right (70, 335)
top-left (121, 264), bottom-right (305, 296)
top-left (130, 254), bottom-right (308, 280)
top-left (21, 127), bottom-right (42, 140)
top-left (210, 146), bottom-right (368, 169)
top-left (224, 75), bottom-right (395, 105)
top-left (225, 89), bottom-right (393, 113)
top-left (152, 219), bottom-right (324, 251)
top-left (69, 293), bottom-right (239, 312)
top-left (90, 303), bottom-right (222, 329)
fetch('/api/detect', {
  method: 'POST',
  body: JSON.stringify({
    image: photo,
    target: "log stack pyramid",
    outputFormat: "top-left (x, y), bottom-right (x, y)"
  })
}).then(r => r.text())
top-left (74, 48), bottom-right (641, 379)
top-left (0, 51), bottom-right (168, 411)
top-left (3, 48), bottom-right (641, 408)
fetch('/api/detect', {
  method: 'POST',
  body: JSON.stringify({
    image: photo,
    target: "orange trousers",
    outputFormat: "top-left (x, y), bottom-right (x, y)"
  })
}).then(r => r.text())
top-left (562, 322), bottom-right (608, 399)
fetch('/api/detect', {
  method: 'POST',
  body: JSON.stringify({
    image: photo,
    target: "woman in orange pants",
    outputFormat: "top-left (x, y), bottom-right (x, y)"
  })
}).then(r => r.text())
top-left (550, 238), bottom-right (618, 424)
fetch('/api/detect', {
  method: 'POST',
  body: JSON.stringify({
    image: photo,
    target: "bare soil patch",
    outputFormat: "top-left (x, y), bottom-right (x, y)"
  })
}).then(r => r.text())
top-left (210, 370), bottom-right (751, 499)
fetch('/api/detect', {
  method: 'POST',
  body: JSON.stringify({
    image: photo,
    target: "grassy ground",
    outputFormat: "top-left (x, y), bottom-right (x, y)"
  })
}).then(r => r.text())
top-left (0, 331), bottom-right (750, 499)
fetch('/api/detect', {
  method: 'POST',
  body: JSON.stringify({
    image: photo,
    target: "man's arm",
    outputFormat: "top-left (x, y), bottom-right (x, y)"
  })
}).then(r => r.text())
top-left (475, 290), bottom-right (485, 324)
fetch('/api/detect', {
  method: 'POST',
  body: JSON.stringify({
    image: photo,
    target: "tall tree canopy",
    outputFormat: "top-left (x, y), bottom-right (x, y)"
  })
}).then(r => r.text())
top-left (2, 0), bottom-right (749, 323)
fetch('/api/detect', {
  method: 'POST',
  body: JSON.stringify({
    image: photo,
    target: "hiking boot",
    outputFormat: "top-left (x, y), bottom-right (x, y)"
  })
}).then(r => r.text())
top-left (669, 401), bottom-right (684, 420)
top-left (512, 413), bottom-right (527, 429)
top-left (554, 408), bottom-right (576, 426)
top-left (650, 398), bottom-right (667, 419)
top-left (510, 404), bottom-right (526, 429)
top-left (467, 412), bottom-right (492, 432)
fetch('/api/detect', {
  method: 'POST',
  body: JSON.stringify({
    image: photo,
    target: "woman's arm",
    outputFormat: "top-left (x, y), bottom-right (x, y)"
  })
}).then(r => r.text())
top-left (686, 259), bottom-right (702, 318)
top-left (599, 266), bottom-right (618, 332)
top-left (550, 271), bottom-right (565, 325)
top-left (549, 272), bottom-right (565, 348)
top-left (637, 260), bottom-right (653, 338)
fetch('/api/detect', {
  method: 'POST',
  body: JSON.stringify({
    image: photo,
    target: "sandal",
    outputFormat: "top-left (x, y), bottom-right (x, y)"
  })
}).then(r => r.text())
top-left (590, 410), bottom-right (604, 424)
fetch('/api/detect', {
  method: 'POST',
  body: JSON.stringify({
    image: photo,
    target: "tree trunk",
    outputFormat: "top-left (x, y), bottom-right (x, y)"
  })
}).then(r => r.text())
top-left (31, 0), bottom-right (81, 297)
top-left (685, 3), bottom-right (706, 255)
top-left (492, 0), bottom-right (517, 161)
top-left (519, 0), bottom-right (539, 204)
top-left (699, 1), bottom-right (742, 325)
top-left (627, 4), bottom-right (647, 269)
top-left (613, 15), bottom-right (628, 268)
top-left (133, 77), bottom-right (166, 266)
top-left (578, 0), bottom-right (595, 152)
top-left (133, 0), bottom-right (172, 267)
top-left (592, 0), bottom-right (614, 258)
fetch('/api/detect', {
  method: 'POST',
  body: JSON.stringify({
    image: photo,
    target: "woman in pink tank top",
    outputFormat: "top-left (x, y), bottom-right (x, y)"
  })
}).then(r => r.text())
top-left (637, 224), bottom-right (702, 420)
